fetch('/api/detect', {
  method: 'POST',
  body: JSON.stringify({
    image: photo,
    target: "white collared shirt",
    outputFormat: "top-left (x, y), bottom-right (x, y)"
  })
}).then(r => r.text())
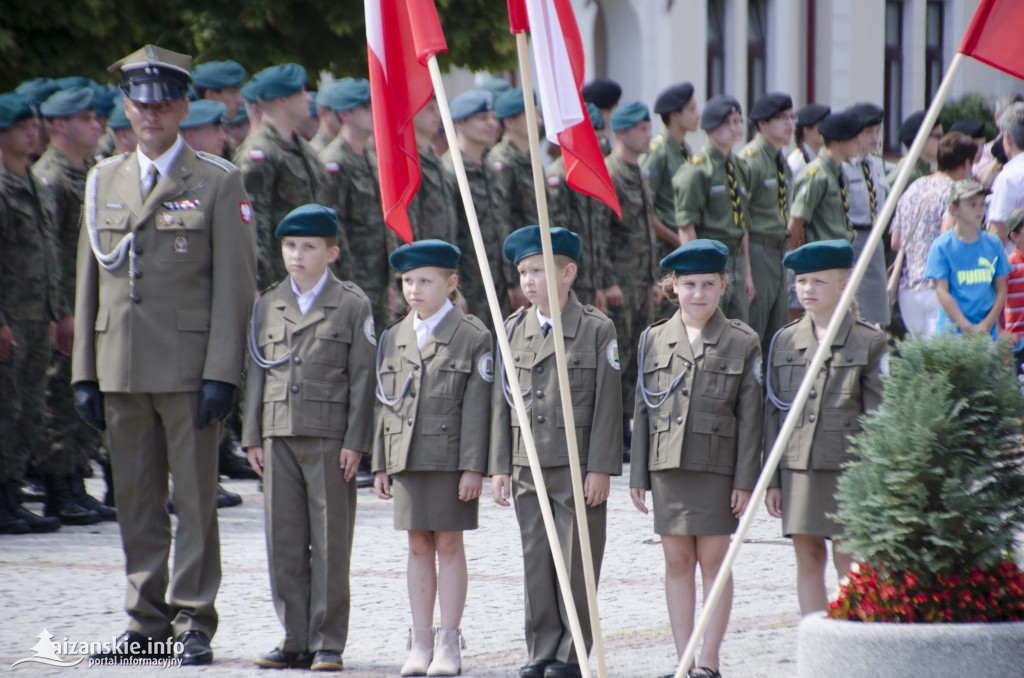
top-left (413, 299), bottom-right (454, 349)
top-left (290, 269), bottom-right (330, 316)
top-left (535, 308), bottom-right (553, 335)
top-left (137, 136), bottom-right (184, 197)
top-left (842, 154), bottom-right (889, 226)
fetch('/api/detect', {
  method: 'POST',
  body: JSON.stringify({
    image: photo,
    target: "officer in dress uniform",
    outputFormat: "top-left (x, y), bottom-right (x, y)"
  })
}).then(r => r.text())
top-left (72, 45), bottom-right (257, 665)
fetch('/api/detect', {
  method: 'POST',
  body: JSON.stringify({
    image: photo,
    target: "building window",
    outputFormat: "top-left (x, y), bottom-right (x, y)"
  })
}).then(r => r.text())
top-left (707, 0), bottom-right (726, 99)
top-left (883, 0), bottom-right (904, 153)
top-left (748, 0), bottom-right (768, 112)
top-left (925, 1), bottom-right (944, 106)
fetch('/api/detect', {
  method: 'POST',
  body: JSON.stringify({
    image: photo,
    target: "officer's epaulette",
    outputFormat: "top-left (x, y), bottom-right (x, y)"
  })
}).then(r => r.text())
top-left (341, 280), bottom-right (369, 300)
top-left (648, 136), bottom-right (663, 153)
top-left (461, 313), bottom-right (488, 333)
top-left (742, 146), bottom-right (756, 158)
top-left (93, 152), bottom-right (129, 171)
top-left (806, 165), bottom-right (820, 177)
top-left (196, 150), bottom-right (237, 173)
top-left (691, 155), bottom-right (704, 165)
top-left (729, 318), bottom-right (758, 336)
top-left (258, 279), bottom-right (282, 297)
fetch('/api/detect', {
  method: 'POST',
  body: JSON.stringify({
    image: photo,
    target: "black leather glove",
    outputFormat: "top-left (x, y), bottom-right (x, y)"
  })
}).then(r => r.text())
top-left (197, 380), bottom-right (235, 428)
top-left (73, 381), bottom-right (106, 432)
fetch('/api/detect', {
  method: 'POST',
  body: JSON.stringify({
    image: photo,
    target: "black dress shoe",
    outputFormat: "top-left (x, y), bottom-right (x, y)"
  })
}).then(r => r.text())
top-left (310, 649), bottom-right (343, 671)
top-left (520, 660), bottom-right (555, 678)
top-left (544, 661), bottom-right (583, 678)
top-left (90, 631), bottom-right (171, 661)
top-left (253, 647), bottom-right (313, 669)
top-left (355, 467), bottom-right (374, 489)
top-left (217, 484), bottom-right (242, 508)
top-left (219, 439), bottom-right (259, 480)
top-left (176, 630), bottom-right (213, 665)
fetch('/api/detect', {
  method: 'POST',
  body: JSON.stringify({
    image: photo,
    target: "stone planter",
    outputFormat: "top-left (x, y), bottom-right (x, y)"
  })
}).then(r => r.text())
top-left (797, 612), bottom-right (1024, 678)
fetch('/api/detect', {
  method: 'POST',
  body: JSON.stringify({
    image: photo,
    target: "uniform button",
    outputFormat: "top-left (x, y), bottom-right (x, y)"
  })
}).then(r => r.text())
top-left (332, 331), bottom-right (339, 338)
top-left (133, 270), bottom-right (142, 279)
top-left (712, 424), bottom-right (720, 432)
top-left (449, 360), bottom-right (456, 368)
top-left (535, 390), bottom-right (544, 399)
top-left (130, 294), bottom-right (141, 303)
top-left (413, 365), bottom-right (419, 370)
top-left (409, 390), bottom-right (415, 397)
top-left (294, 357), bottom-right (302, 365)
top-left (294, 329), bottom-right (302, 336)
top-left (844, 419), bottom-right (851, 427)
top-left (267, 333), bottom-right (274, 339)
top-left (537, 415), bottom-right (545, 423)
top-left (387, 363), bottom-right (394, 370)
top-left (809, 389), bottom-right (817, 398)
top-left (440, 423), bottom-right (448, 431)
top-left (681, 388), bottom-right (689, 396)
top-left (135, 247), bottom-right (143, 255)
top-left (407, 418), bottom-right (414, 425)
top-left (384, 424), bottom-right (390, 432)
top-left (786, 355), bottom-right (793, 363)
top-left (290, 385), bottom-right (300, 394)
top-left (719, 363), bottom-right (726, 370)
top-left (514, 356), bottom-right (520, 362)
top-left (573, 356), bottom-right (580, 365)
top-left (535, 366), bottom-right (544, 374)
top-left (809, 414), bottom-right (816, 423)
top-left (676, 416), bottom-right (683, 424)
top-left (846, 355), bottom-right (853, 363)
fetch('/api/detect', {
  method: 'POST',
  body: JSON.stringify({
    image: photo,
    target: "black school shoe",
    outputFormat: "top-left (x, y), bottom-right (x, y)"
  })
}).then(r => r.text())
top-left (544, 661), bottom-right (582, 678)
top-left (310, 649), bottom-right (343, 671)
top-left (90, 630), bottom-right (172, 661)
top-left (521, 660), bottom-right (555, 678)
top-left (253, 647), bottom-right (313, 669)
top-left (176, 630), bottom-right (213, 665)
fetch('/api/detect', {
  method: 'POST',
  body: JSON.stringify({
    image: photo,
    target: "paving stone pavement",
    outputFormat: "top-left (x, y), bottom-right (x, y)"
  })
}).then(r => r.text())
top-left (1, 468), bottom-right (835, 677)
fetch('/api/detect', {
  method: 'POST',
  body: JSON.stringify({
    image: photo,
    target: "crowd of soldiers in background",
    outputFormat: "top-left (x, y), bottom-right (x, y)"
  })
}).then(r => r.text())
top-left (1, 56), bottom-right (1019, 535)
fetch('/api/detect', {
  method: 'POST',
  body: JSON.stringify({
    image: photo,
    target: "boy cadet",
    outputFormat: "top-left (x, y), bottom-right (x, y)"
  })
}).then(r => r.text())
top-left (0, 92), bottom-right (69, 534)
top-left (843, 102), bottom-right (890, 327)
top-left (673, 94), bottom-right (753, 322)
top-left (410, 95), bottom-right (459, 243)
top-left (235, 64), bottom-right (333, 288)
top-left (319, 78), bottom-right (392, 333)
top-left (192, 60), bottom-right (247, 122)
top-left (443, 89), bottom-right (517, 323)
top-left (243, 204), bottom-right (375, 672)
top-left (490, 226), bottom-right (622, 678)
top-left (33, 86), bottom-right (112, 524)
top-left (604, 101), bottom-right (659, 457)
top-left (887, 110), bottom-right (941, 189)
top-left (488, 87), bottom-right (539, 230)
top-left (72, 45), bottom-right (257, 664)
top-left (180, 100), bottom-right (228, 157)
top-left (545, 103), bottom-right (612, 307)
top-left (788, 111), bottom-right (864, 247)
top-left (740, 92), bottom-right (795, 354)
top-left (309, 82), bottom-right (342, 154)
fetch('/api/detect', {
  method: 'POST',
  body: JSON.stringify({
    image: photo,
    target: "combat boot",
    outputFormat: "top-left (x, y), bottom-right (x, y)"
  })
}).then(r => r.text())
top-left (5, 481), bottom-right (61, 532)
top-left (71, 474), bottom-right (116, 521)
top-left (0, 483), bottom-right (31, 534)
top-left (43, 474), bottom-right (102, 525)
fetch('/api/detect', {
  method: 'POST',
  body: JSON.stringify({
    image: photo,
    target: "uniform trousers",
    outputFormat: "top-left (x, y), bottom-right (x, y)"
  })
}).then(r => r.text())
top-left (264, 436), bottom-right (356, 653)
top-left (512, 465), bottom-right (606, 665)
top-left (720, 252), bottom-right (750, 324)
top-left (0, 321), bottom-right (50, 483)
top-left (852, 229), bottom-right (891, 326)
top-left (105, 391), bottom-right (221, 639)
top-left (607, 284), bottom-right (653, 416)
top-left (748, 238), bottom-right (789, 357)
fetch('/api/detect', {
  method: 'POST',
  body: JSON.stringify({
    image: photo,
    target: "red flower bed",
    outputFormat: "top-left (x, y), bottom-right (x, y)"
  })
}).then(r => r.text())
top-left (828, 561), bottom-right (1024, 623)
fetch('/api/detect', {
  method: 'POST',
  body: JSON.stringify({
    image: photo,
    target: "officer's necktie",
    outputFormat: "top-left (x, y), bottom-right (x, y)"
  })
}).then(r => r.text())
top-left (724, 157), bottom-right (746, 230)
top-left (142, 165), bottom-right (159, 201)
top-left (861, 160), bottom-right (877, 223)
top-left (541, 322), bottom-right (551, 337)
top-left (775, 154), bottom-right (789, 223)
top-left (838, 172), bottom-right (853, 233)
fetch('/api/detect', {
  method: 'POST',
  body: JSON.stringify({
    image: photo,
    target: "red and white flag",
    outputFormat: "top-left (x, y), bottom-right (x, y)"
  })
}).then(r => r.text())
top-left (366, 0), bottom-right (447, 244)
top-left (959, 0), bottom-right (1024, 81)
top-left (508, 0), bottom-right (621, 217)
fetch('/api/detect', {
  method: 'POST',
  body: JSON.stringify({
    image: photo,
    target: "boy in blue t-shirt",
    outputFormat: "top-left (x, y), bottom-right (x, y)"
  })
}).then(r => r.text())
top-left (925, 179), bottom-right (1010, 339)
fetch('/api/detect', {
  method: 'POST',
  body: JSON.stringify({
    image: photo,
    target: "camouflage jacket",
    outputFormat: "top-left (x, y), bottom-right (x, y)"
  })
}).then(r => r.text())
top-left (545, 155), bottom-right (612, 291)
top-left (605, 153), bottom-right (658, 288)
top-left (486, 136), bottom-right (538, 230)
top-left (409, 147), bottom-right (458, 243)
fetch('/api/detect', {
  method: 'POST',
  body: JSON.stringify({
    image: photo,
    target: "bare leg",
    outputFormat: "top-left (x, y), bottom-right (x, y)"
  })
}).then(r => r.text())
top-left (434, 530), bottom-right (467, 630)
top-left (831, 539), bottom-right (855, 583)
top-left (694, 535), bottom-right (732, 671)
top-left (792, 534), bottom-right (829, 615)
top-left (661, 535), bottom-right (698, 661)
top-left (408, 530), bottom-right (438, 629)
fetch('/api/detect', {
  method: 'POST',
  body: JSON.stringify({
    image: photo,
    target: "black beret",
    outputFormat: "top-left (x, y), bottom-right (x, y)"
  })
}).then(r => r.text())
top-left (818, 111), bottom-right (864, 141)
top-left (701, 95), bottom-right (742, 130)
top-left (749, 92), bottom-right (793, 122)
top-left (949, 119), bottom-right (987, 139)
top-left (847, 102), bottom-right (884, 127)
top-left (795, 103), bottom-right (830, 128)
top-left (582, 78), bottom-right (622, 110)
top-left (783, 240), bottom-right (854, 273)
top-left (653, 82), bottom-right (695, 115)
top-left (389, 240), bottom-right (462, 272)
top-left (660, 239), bottom-right (729, 274)
top-left (898, 110), bottom-right (933, 146)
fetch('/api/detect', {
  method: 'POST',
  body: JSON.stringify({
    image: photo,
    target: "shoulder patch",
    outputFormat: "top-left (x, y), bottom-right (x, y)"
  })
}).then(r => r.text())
top-left (606, 339), bottom-right (620, 370)
top-left (249, 149), bottom-right (266, 162)
top-left (691, 155), bottom-right (704, 165)
top-left (363, 316), bottom-right (376, 345)
top-left (546, 175), bottom-right (561, 187)
top-left (196, 150), bottom-right (235, 172)
top-left (477, 351), bottom-right (494, 382)
top-left (492, 161), bottom-right (504, 172)
top-left (325, 162), bottom-right (340, 174)
top-left (743, 147), bottom-right (756, 158)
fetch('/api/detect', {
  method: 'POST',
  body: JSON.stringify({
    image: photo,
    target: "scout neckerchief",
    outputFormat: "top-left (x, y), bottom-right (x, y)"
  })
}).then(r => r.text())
top-left (861, 158), bottom-right (877, 223)
top-left (724, 156), bottom-right (746, 230)
top-left (775, 152), bottom-right (789, 223)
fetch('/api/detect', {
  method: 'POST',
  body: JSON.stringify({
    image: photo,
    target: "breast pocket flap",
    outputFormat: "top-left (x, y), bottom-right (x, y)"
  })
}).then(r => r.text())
top-left (315, 323), bottom-right (352, 343)
top-left (304, 379), bottom-right (346, 403)
top-left (705, 353), bottom-right (745, 375)
top-left (692, 413), bottom-right (736, 437)
top-left (263, 380), bottom-right (288, 402)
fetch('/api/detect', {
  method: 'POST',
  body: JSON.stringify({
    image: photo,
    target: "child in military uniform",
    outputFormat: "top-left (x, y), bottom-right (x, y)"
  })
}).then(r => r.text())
top-left (243, 204), bottom-right (376, 672)
top-left (629, 239), bottom-right (763, 678)
top-left (489, 226), bottom-right (623, 678)
top-left (764, 240), bottom-right (887, 614)
top-left (371, 240), bottom-right (492, 676)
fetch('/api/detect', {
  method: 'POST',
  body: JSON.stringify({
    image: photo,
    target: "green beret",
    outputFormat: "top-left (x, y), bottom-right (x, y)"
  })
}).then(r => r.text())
top-left (477, 79), bottom-right (512, 96)
top-left (329, 78), bottom-right (371, 112)
top-left (582, 78), bottom-right (621, 109)
top-left (947, 178), bottom-right (989, 204)
top-left (450, 89), bottom-right (494, 121)
top-left (181, 100), bottom-right (226, 129)
top-left (653, 82), bottom-right (695, 115)
top-left (701, 95), bottom-right (742, 130)
top-left (586, 102), bottom-right (605, 131)
top-left (1006, 208), bottom-right (1024, 234)
top-left (660, 239), bottom-right (728, 274)
top-left (252, 64), bottom-right (307, 100)
top-left (241, 77), bottom-right (261, 103)
top-left (192, 60), bottom-right (247, 90)
top-left (275, 204), bottom-right (340, 239)
top-left (107, 100), bottom-right (131, 130)
top-left (783, 240), bottom-right (854, 274)
top-left (818, 111), bottom-right (864, 141)
top-left (610, 101), bottom-right (650, 131)
top-left (109, 45), bottom-right (192, 103)
top-left (389, 239), bottom-right (462, 272)
top-left (225, 107), bottom-right (248, 126)
top-left (92, 86), bottom-right (119, 117)
top-left (40, 86), bottom-right (95, 118)
top-left (749, 92), bottom-right (793, 122)
top-left (503, 225), bottom-right (581, 265)
top-left (495, 88), bottom-right (525, 120)
top-left (316, 80), bottom-right (344, 108)
top-left (847, 102), bottom-right (884, 127)
top-left (16, 78), bottom-right (60, 105)
top-left (0, 93), bottom-right (37, 130)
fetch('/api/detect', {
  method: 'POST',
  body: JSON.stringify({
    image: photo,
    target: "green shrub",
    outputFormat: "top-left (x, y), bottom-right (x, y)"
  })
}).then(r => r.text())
top-left (939, 94), bottom-right (997, 140)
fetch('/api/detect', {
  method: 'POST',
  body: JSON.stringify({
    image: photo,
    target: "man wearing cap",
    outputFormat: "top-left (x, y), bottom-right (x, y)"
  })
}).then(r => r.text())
top-left (673, 94), bottom-right (753, 322)
top-left (582, 78), bottom-right (621, 156)
top-left (308, 81), bottom-right (342, 154)
top-left (180, 99), bottom-right (228, 157)
top-left (0, 92), bottom-right (69, 535)
top-left (319, 77), bottom-right (392, 334)
top-left (842, 102), bottom-right (890, 327)
top-left (72, 45), bottom-right (257, 664)
top-left (488, 88), bottom-right (540, 232)
top-left (192, 60), bottom-right (247, 122)
top-left (442, 89), bottom-right (515, 323)
top-left (740, 92), bottom-right (795, 353)
top-left (887, 111), bottom-right (941, 190)
top-left (605, 101), bottom-right (658, 457)
top-left (33, 86), bottom-right (111, 525)
top-left (788, 111), bottom-right (863, 247)
top-left (545, 103), bottom-right (612, 307)
top-left (410, 96), bottom-right (458, 243)
top-left (235, 64), bottom-right (330, 288)
top-left (788, 104), bottom-right (830, 176)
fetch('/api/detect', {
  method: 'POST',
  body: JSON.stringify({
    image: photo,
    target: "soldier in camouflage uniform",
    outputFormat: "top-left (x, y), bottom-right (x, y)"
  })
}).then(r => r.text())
top-left (309, 82), bottom-right (342, 154)
top-left (487, 88), bottom-right (538, 229)
top-left (739, 92), bottom-right (795, 356)
top-left (545, 103), bottom-right (612, 307)
top-left (641, 82), bottom-right (700, 320)
top-left (583, 78), bottom-right (621, 157)
top-left (319, 78), bottom-right (395, 332)
top-left (442, 89), bottom-right (516, 325)
top-left (192, 60), bottom-right (247, 123)
top-left (605, 102), bottom-right (659, 456)
top-left (33, 87), bottom-right (114, 522)
top-left (410, 96), bottom-right (458, 243)
top-left (234, 64), bottom-right (335, 288)
top-left (0, 93), bottom-right (69, 534)
top-left (673, 95), bottom-right (753, 323)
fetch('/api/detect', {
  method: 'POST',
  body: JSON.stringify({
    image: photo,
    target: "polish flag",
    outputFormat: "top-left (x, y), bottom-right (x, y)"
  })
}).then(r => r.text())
top-left (959, 0), bottom-right (1024, 81)
top-left (366, 0), bottom-right (447, 243)
top-left (508, 0), bottom-right (621, 217)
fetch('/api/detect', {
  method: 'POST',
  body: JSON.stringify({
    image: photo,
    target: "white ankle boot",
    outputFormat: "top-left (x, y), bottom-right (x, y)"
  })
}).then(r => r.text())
top-left (426, 628), bottom-right (464, 676)
top-left (400, 627), bottom-right (435, 676)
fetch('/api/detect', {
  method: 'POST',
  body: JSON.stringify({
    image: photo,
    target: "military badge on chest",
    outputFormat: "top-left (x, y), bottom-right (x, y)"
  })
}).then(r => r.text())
top-left (174, 235), bottom-right (189, 254)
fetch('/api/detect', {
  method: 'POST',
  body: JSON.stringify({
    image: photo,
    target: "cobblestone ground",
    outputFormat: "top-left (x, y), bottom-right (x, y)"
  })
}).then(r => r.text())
top-left (1, 468), bottom-right (834, 677)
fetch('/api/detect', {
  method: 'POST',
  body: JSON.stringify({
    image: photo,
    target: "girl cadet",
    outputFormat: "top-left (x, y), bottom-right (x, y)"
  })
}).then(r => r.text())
top-left (371, 240), bottom-right (493, 677)
top-left (629, 239), bottom-right (763, 678)
top-left (763, 240), bottom-right (887, 615)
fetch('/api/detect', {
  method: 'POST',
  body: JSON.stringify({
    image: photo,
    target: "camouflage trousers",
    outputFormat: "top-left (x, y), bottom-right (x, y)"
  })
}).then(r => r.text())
top-left (607, 284), bottom-right (653, 417)
top-left (0, 321), bottom-right (50, 483)
top-left (34, 352), bottom-right (102, 476)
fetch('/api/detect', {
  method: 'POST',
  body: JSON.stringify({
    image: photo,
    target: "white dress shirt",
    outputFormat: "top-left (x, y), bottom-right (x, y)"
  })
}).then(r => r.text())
top-left (137, 136), bottom-right (184, 197)
top-left (413, 299), bottom-right (454, 349)
top-left (290, 269), bottom-right (330, 316)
